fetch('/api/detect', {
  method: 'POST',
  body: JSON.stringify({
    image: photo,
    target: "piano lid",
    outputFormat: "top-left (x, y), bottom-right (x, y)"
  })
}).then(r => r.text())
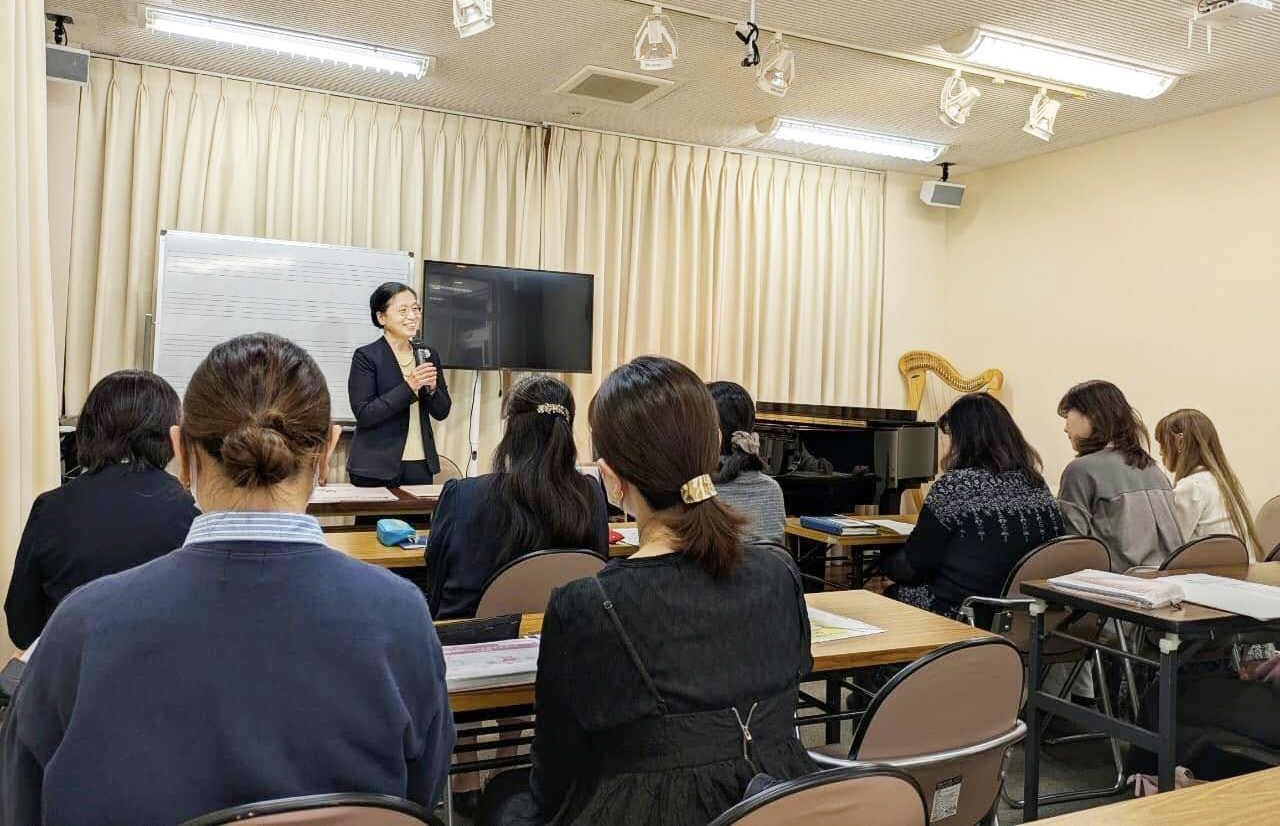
top-left (756, 401), bottom-right (919, 429)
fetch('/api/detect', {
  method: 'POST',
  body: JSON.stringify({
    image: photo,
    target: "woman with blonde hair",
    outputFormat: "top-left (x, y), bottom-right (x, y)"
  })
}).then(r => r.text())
top-left (1155, 408), bottom-right (1263, 559)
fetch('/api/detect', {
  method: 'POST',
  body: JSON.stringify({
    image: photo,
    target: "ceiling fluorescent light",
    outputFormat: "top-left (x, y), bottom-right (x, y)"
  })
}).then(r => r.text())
top-left (1023, 88), bottom-right (1061, 141)
top-left (755, 33), bottom-right (795, 97)
top-left (943, 26), bottom-right (1178, 99)
top-left (939, 71), bottom-right (981, 128)
top-left (634, 5), bottom-right (678, 71)
top-left (144, 7), bottom-right (430, 79)
top-left (454, 0), bottom-right (495, 38)
top-left (758, 117), bottom-right (946, 162)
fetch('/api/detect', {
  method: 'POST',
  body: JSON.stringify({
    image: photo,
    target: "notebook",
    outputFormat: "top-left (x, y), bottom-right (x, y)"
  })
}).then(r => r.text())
top-left (799, 516), bottom-right (880, 537)
top-left (1047, 570), bottom-right (1185, 610)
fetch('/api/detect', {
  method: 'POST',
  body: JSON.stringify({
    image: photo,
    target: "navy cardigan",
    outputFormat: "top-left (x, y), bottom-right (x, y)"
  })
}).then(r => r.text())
top-left (347, 337), bottom-right (452, 479)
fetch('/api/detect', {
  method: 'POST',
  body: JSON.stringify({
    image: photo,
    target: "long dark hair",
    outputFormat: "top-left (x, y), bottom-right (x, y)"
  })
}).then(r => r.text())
top-left (940, 393), bottom-right (1044, 484)
top-left (1057, 380), bottom-right (1153, 469)
top-left (181, 334), bottom-right (332, 488)
top-left (590, 357), bottom-right (746, 577)
top-left (708, 381), bottom-right (764, 484)
top-left (487, 376), bottom-right (599, 565)
top-left (77, 370), bottom-right (182, 473)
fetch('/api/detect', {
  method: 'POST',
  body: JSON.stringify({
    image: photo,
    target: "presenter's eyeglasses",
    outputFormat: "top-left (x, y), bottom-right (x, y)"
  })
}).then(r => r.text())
top-left (392, 304), bottom-right (422, 318)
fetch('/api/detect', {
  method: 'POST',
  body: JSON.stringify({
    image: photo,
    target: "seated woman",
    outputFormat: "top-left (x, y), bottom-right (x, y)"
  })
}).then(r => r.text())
top-left (880, 393), bottom-right (1063, 621)
top-left (4, 370), bottom-right (198, 648)
top-left (479, 356), bottom-right (814, 826)
top-left (1057, 380), bottom-right (1183, 570)
top-left (2, 334), bottom-right (454, 826)
top-left (708, 381), bottom-right (786, 547)
top-left (1155, 408), bottom-right (1263, 555)
top-left (427, 376), bottom-right (609, 620)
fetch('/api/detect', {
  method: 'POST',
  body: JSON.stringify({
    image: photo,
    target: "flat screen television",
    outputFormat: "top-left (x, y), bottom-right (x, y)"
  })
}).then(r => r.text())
top-left (422, 261), bottom-right (594, 373)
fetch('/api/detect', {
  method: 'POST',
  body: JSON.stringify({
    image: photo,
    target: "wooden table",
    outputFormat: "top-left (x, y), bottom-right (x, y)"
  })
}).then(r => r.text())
top-left (1020, 562), bottom-right (1280, 820)
top-left (785, 514), bottom-right (916, 588)
top-left (323, 529), bottom-right (636, 569)
top-left (1033, 766), bottom-right (1280, 826)
top-left (446, 589), bottom-right (993, 714)
top-left (307, 487), bottom-right (441, 517)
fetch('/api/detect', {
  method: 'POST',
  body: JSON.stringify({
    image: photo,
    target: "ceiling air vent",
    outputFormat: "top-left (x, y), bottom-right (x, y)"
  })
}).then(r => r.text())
top-left (553, 65), bottom-right (676, 108)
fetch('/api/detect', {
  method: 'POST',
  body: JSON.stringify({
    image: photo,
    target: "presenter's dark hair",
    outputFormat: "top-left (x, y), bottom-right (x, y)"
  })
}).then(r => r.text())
top-left (486, 376), bottom-right (599, 565)
top-left (708, 381), bottom-right (765, 485)
top-left (1058, 379), bottom-right (1153, 469)
top-left (76, 370), bottom-right (181, 473)
top-left (180, 333), bottom-right (332, 488)
top-left (590, 357), bottom-right (746, 577)
top-left (369, 281), bottom-right (417, 328)
top-left (940, 393), bottom-right (1044, 484)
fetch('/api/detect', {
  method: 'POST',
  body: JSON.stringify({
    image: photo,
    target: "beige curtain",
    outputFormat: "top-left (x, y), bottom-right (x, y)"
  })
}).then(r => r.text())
top-left (1, 0), bottom-right (62, 650)
top-left (64, 57), bottom-right (543, 469)
top-left (542, 128), bottom-right (884, 448)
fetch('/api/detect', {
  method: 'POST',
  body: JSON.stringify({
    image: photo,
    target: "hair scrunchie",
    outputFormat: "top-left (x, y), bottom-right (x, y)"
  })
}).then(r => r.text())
top-left (680, 474), bottom-right (718, 504)
top-left (730, 430), bottom-right (761, 456)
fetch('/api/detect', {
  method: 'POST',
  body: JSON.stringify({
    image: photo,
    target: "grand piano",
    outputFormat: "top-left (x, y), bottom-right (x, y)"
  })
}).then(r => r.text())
top-left (755, 401), bottom-right (938, 514)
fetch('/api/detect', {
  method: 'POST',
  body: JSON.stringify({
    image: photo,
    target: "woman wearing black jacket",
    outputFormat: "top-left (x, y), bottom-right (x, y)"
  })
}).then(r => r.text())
top-left (347, 282), bottom-right (452, 486)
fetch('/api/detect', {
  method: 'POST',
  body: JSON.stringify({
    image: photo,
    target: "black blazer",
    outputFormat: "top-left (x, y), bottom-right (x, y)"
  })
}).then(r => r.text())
top-left (347, 337), bottom-right (452, 479)
top-left (4, 463), bottom-right (199, 648)
top-left (427, 474), bottom-right (610, 620)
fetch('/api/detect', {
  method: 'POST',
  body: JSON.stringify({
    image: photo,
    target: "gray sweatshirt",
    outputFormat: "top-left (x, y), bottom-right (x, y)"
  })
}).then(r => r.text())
top-left (717, 470), bottom-right (788, 548)
top-left (1058, 447), bottom-right (1185, 570)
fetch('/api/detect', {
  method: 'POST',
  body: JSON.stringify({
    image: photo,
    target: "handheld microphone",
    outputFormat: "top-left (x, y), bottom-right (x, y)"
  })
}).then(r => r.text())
top-left (412, 334), bottom-right (430, 367)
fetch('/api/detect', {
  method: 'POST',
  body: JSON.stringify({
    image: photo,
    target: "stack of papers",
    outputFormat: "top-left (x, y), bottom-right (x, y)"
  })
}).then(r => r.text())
top-left (1048, 570), bottom-right (1185, 610)
top-left (443, 638), bottom-right (540, 692)
top-left (863, 518), bottom-right (916, 536)
top-left (399, 484), bottom-right (444, 498)
top-left (808, 607), bottom-right (885, 644)
top-left (1162, 574), bottom-right (1280, 621)
top-left (308, 484), bottom-right (398, 504)
top-left (613, 527), bottom-right (640, 546)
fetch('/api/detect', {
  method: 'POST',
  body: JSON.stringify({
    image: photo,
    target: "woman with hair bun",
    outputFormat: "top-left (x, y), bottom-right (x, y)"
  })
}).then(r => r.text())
top-left (479, 356), bottom-right (813, 826)
top-left (2, 334), bottom-right (454, 826)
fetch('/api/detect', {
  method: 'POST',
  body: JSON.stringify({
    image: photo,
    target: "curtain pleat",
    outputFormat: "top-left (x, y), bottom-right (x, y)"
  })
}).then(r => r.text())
top-left (1, 0), bottom-right (61, 651)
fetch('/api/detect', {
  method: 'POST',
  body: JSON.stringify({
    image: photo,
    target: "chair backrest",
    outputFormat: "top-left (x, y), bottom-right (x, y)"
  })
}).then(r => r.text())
top-left (850, 638), bottom-right (1023, 826)
top-left (474, 549), bottom-right (606, 618)
top-left (707, 765), bottom-right (927, 826)
top-left (1161, 534), bottom-right (1251, 571)
top-left (178, 794), bottom-right (442, 826)
top-left (1266, 543), bottom-right (1280, 563)
top-left (1001, 535), bottom-right (1111, 657)
top-left (1257, 495), bottom-right (1280, 560)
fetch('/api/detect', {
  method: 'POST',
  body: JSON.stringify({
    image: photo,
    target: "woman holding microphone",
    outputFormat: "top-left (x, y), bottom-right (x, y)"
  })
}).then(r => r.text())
top-left (347, 282), bottom-right (451, 487)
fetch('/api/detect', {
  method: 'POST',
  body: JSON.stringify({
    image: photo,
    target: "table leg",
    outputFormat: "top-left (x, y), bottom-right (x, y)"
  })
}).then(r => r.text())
top-left (1023, 601), bottom-right (1046, 822)
top-left (1158, 634), bottom-right (1181, 793)
top-left (852, 546), bottom-right (864, 589)
top-left (825, 678), bottom-right (842, 744)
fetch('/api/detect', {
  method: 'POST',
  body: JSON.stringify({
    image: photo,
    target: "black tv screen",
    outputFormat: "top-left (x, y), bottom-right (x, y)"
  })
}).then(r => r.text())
top-left (422, 262), bottom-right (594, 373)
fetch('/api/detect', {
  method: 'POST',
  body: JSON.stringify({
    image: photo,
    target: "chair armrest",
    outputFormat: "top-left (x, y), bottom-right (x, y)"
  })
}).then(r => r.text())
top-left (807, 720), bottom-right (1027, 771)
top-left (958, 597), bottom-right (1037, 628)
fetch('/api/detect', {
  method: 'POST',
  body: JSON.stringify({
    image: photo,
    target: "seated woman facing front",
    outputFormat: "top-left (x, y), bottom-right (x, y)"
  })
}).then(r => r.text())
top-left (480, 357), bottom-right (814, 826)
top-left (2, 334), bottom-right (454, 826)
top-left (880, 393), bottom-right (1063, 620)
top-left (428, 376), bottom-right (609, 619)
top-left (708, 381), bottom-right (787, 547)
top-left (4, 370), bottom-right (198, 648)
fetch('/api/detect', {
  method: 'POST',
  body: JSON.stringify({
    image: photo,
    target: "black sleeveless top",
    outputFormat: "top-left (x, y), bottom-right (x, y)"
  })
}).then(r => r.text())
top-left (524, 546), bottom-right (815, 826)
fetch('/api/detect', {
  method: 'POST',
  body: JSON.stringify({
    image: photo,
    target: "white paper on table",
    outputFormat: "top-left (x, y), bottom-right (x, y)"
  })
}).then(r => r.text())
top-left (614, 527), bottom-right (640, 546)
top-left (308, 483), bottom-right (398, 504)
top-left (863, 519), bottom-right (916, 536)
top-left (18, 636), bottom-right (38, 663)
top-left (1161, 574), bottom-right (1280, 621)
top-left (444, 638), bottom-right (540, 691)
top-left (807, 607), bottom-right (885, 643)
top-left (399, 484), bottom-right (444, 498)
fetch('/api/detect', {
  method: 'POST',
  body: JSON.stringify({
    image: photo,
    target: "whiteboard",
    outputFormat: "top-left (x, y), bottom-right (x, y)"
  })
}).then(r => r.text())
top-left (152, 231), bottom-right (415, 421)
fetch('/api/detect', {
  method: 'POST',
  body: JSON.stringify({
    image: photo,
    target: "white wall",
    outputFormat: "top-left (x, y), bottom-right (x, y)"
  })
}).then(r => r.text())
top-left (880, 172), bottom-right (949, 409)
top-left (947, 93), bottom-right (1280, 505)
top-left (46, 80), bottom-right (80, 408)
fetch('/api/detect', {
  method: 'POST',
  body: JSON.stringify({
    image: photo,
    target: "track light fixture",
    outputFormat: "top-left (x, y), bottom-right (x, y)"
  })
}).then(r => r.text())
top-left (938, 71), bottom-right (981, 128)
top-left (634, 4), bottom-right (679, 71)
top-left (453, 0), bottom-right (494, 38)
top-left (755, 33), bottom-right (795, 97)
top-left (1023, 88), bottom-right (1061, 141)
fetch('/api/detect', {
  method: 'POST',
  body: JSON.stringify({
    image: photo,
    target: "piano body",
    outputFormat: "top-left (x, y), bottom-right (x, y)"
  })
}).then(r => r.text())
top-left (755, 401), bottom-right (938, 514)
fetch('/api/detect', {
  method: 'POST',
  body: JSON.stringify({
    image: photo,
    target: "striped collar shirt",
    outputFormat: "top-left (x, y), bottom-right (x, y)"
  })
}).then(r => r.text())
top-left (184, 511), bottom-right (327, 547)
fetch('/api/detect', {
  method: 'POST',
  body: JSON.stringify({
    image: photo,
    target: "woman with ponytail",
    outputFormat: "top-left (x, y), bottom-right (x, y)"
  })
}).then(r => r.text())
top-left (478, 357), bottom-right (813, 826)
top-left (708, 381), bottom-right (786, 546)
top-left (427, 376), bottom-right (608, 620)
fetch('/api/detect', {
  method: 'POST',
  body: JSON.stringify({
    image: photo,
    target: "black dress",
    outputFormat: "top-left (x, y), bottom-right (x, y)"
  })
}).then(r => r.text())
top-left (486, 546), bottom-right (815, 826)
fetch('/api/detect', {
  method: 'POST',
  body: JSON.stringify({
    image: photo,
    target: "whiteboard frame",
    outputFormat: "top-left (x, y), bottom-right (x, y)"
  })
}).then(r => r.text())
top-left (150, 229), bottom-right (417, 423)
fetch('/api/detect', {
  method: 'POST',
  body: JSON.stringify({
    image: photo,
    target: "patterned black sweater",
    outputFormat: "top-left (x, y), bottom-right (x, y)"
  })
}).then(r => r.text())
top-left (883, 468), bottom-right (1064, 616)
